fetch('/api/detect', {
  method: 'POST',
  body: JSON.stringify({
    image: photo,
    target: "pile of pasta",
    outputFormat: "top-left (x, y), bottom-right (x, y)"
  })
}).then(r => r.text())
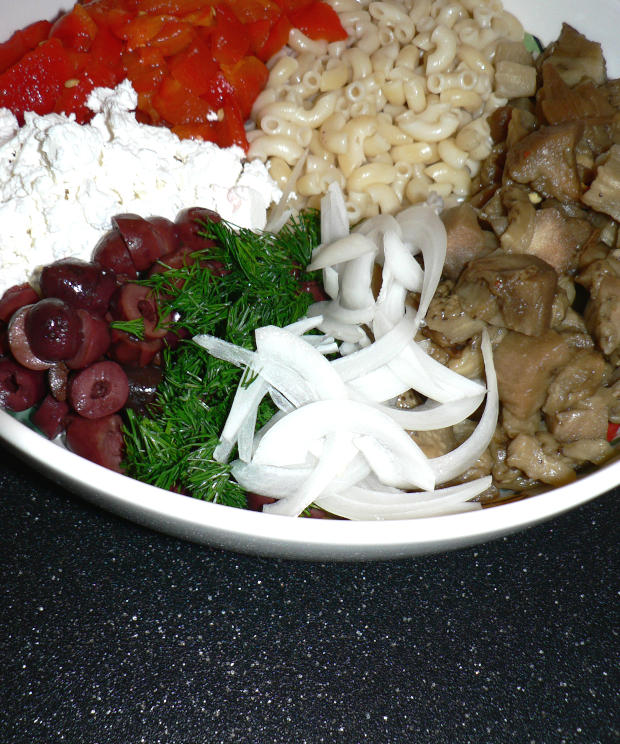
top-left (248, 0), bottom-right (536, 222)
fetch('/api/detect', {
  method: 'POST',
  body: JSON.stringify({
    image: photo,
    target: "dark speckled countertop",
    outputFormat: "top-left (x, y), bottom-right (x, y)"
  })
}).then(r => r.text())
top-left (1, 453), bottom-right (618, 744)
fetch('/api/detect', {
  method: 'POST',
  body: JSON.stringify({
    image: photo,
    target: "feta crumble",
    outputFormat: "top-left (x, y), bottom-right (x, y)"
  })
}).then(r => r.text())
top-left (0, 80), bottom-right (282, 296)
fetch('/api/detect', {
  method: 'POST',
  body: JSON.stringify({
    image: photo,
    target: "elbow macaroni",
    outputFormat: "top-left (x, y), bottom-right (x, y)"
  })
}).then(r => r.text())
top-left (249, 0), bottom-right (527, 221)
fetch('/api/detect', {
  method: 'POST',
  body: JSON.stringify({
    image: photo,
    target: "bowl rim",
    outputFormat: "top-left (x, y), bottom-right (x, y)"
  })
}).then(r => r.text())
top-left (1, 407), bottom-right (617, 559)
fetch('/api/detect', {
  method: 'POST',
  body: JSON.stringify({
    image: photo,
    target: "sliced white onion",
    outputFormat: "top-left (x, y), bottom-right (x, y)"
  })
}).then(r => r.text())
top-left (252, 399), bottom-right (435, 491)
top-left (382, 229), bottom-right (424, 293)
top-left (332, 307), bottom-right (420, 382)
top-left (255, 325), bottom-right (347, 400)
top-left (396, 204), bottom-right (447, 323)
top-left (339, 251), bottom-right (376, 310)
top-left (194, 334), bottom-right (256, 368)
top-left (306, 233), bottom-right (377, 272)
top-left (212, 372), bottom-right (267, 463)
top-left (315, 477), bottom-right (490, 520)
top-left (373, 394), bottom-right (485, 430)
top-left (429, 330), bottom-right (499, 484)
top-left (263, 431), bottom-right (354, 516)
top-left (320, 180), bottom-right (349, 244)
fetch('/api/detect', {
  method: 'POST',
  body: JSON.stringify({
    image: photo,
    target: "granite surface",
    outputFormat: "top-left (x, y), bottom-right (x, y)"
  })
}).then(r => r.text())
top-left (0, 453), bottom-right (618, 744)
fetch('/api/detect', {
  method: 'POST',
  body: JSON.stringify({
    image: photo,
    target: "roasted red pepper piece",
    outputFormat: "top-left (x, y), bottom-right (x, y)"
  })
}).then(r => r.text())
top-left (170, 38), bottom-right (219, 96)
top-left (54, 59), bottom-right (120, 122)
top-left (50, 5), bottom-right (99, 52)
top-left (287, 0), bottom-right (347, 41)
top-left (210, 5), bottom-right (251, 65)
top-left (149, 19), bottom-right (194, 56)
top-left (221, 56), bottom-right (268, 119)
top-left (215, 99), bottom-right (248, 150)
top-left (0, 20), bottom-right (52, 74)
top-left (229, 0), bottom-right (282, 25)
top-left (153, 74), bottom-right (215, 124)
top-left (0, 39), bottom-right (73, 123)
top-left (254, 12), bottom-right (292, 62)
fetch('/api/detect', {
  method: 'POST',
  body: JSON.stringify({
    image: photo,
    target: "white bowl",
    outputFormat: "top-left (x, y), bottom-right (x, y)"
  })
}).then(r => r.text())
top-left (0, 0), bottom-right (618, 560)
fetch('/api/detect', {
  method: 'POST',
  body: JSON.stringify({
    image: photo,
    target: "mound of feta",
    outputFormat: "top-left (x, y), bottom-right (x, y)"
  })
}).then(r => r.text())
top-left (0, 80), bottom-right (282, 296)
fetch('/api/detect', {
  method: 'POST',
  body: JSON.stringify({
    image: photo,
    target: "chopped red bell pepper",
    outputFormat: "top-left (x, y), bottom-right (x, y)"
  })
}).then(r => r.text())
top-left (287, 0), bottom-right (347, 42)
top-left (0, 38), bottom-right (73, 123)
top-left (607, 421), bottom-right (619, 443)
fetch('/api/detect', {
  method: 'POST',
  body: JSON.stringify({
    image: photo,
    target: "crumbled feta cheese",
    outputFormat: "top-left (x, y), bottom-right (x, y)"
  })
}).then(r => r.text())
top-left (0, 80), bottom-right (282, 296)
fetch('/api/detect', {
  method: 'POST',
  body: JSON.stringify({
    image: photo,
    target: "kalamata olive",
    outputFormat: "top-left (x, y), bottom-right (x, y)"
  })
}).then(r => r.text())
top-left (108, 329), bottom-right (162, 367)
top-left (162, 325), bottom-right (190, 350)
top-left (93, 227), bottom-right (137, 279)
top-left (148, 216), bottom-right (178, 255)
top-left (69, 360), bottom-right (129, 419)
top-left (109, 283), bottom-right (170, 339)
top-left (175, 207), bottom-right (221, 251)
top-left (40, 259), bottom-right (117, 316)
top-left (0, 357), bottom-right (46, 411)
top-left (0, 283), bottom-right (39, 323)
top-left (124, 364), bottom-right (163, 415)
top-left (113, 213), bottom-right (169, 272)
top-left (65, 310), bottom-right (111, 370)
top-left (8, 306), bottom-right (54, 370)
top-left (0, 327), bottom-right (8, 357)
top-left (300, 280), bottom-right (329, 302)
top-left (31, 393), bottom-right (70, 439)
top-left (65, 413), bottom-right (124, 472)
top-left (48, 362), bottom-right (69, 401)
top-left (25, 298), bottom-right (82, 363)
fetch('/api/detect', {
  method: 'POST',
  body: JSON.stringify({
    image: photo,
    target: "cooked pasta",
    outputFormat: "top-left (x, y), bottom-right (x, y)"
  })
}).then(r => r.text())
top-left (249, 0), bottom-right (533, 221)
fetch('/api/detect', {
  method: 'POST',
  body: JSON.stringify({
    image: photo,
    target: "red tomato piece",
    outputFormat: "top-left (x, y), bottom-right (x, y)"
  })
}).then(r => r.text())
top-left (50, 5), bottom-right (100, 52)
top-left (153, 74), bottom-right (215, 124)
top-left (0, 20), bottom-right (52, 75)
top-left (0, 39), bottom-right (73, 123)
top-left (287, 0), bottom-right (347, 41)
top-left (210, 5), bottom-right (250, 65)
top-left (221, 56), bottom-right (268, 119)
top-left (129, 0), bottom-right (206, 14)
top-left (170, 38), bottom-right (219, 96)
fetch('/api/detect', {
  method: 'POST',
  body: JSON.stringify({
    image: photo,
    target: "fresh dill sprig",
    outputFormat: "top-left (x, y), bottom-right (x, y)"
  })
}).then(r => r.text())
top-left (121, 211), bottom-right (321, 508)
top-left (110, 317), bottom-right (146, 340)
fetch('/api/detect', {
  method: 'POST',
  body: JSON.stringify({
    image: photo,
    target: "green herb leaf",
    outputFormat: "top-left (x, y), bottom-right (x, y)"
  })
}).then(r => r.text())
top-left (110, 317), bottom-right (146, 340)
